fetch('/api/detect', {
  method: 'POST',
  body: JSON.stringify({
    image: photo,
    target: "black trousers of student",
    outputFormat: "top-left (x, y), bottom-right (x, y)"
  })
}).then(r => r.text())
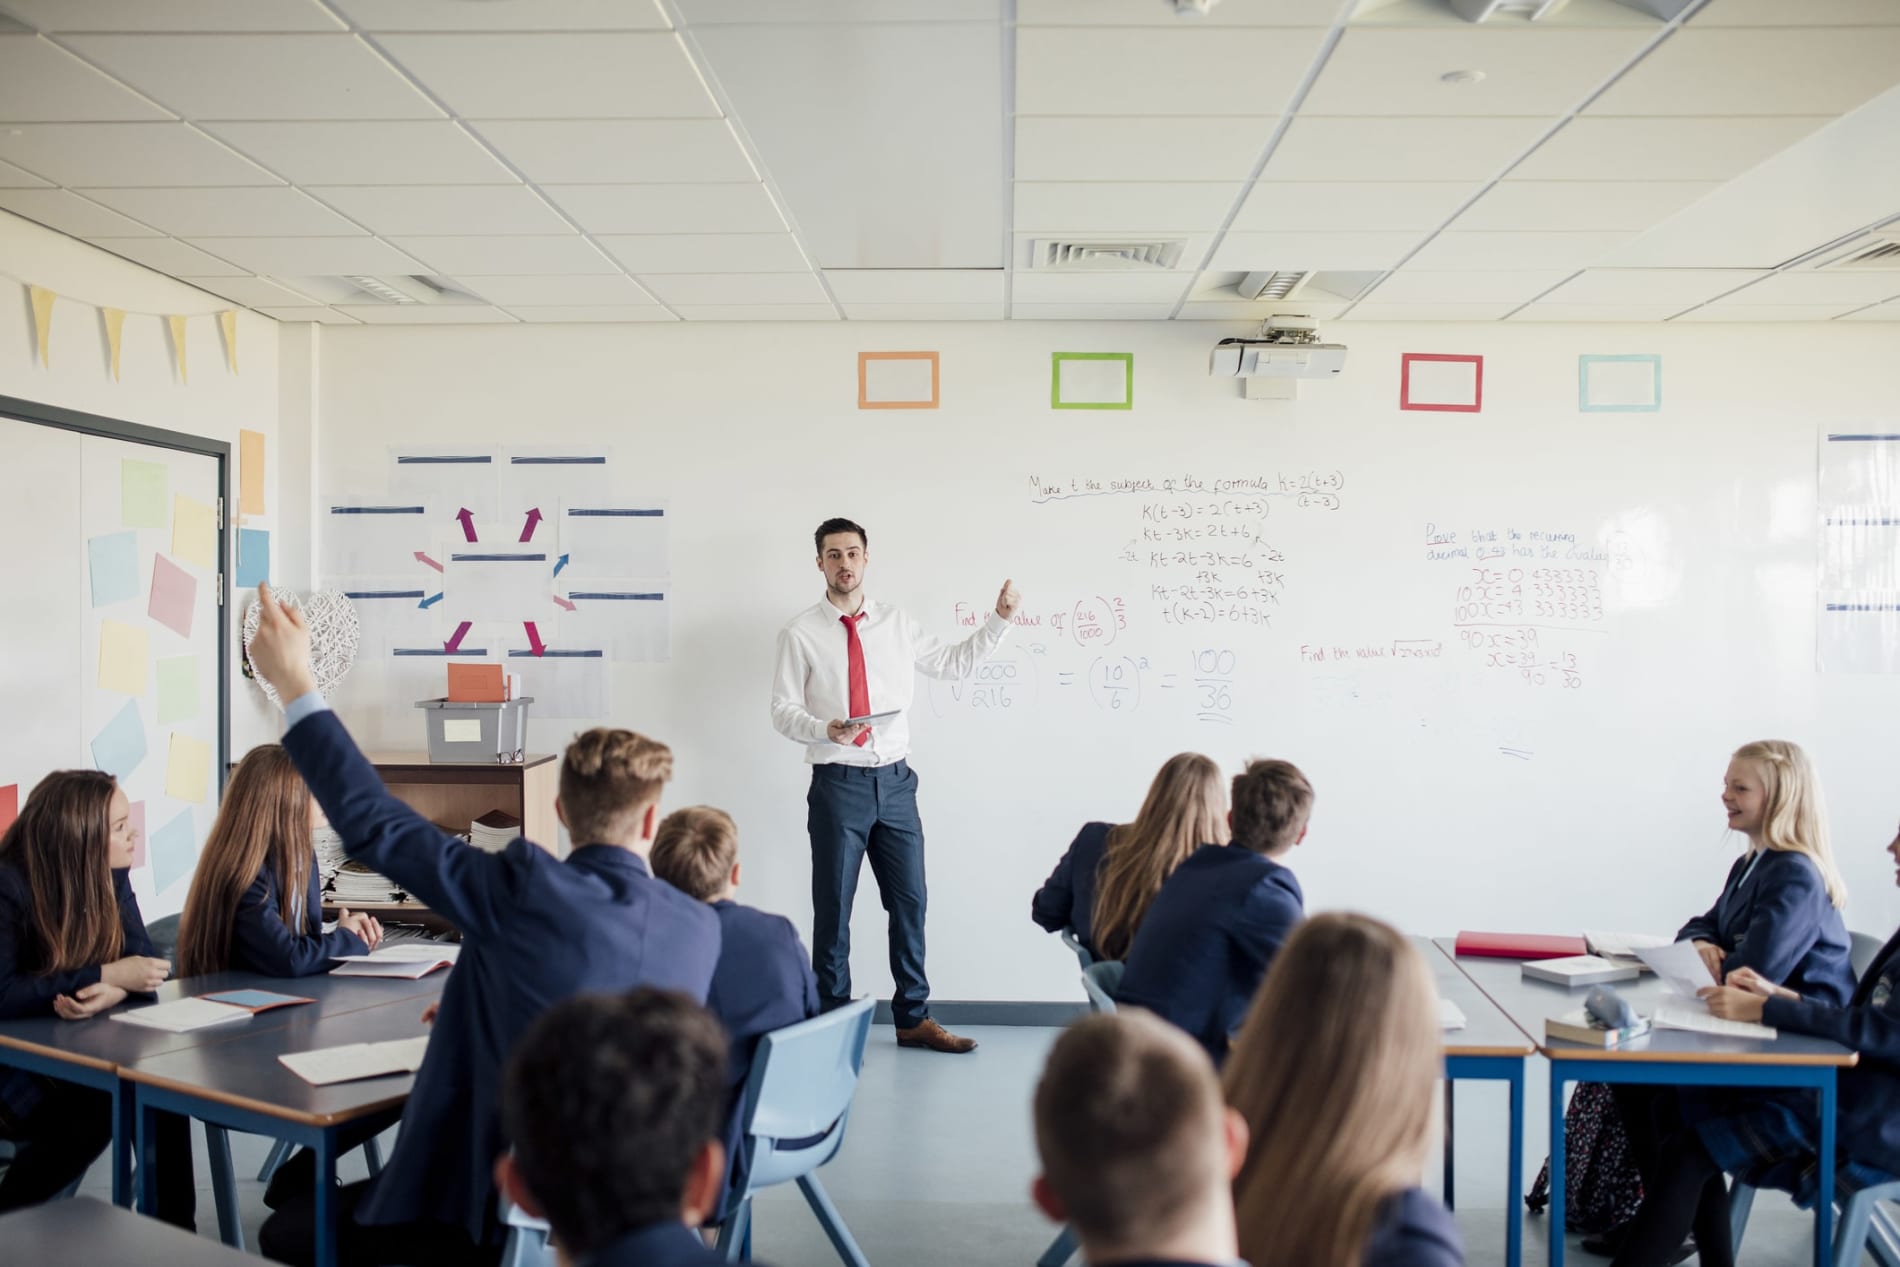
top-left (257, 1175), bottom-right (497, 1267)
top-left (0, 1079), bottom-right (195, 1227)
top-left (807, 760), bottom-right (930, 1029)
top-left (1608, 1084), bottom-right (1735, 1267)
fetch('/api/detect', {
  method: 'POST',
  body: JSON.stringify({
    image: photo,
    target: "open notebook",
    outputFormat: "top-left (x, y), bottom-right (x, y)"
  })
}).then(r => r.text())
top-left (331, 943), bottom-right (461, 979)
top-left (279, 1036), bottom-right (432, 1086)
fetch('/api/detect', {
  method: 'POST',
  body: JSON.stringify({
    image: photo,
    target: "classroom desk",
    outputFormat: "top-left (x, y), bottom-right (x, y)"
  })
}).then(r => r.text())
top-left (127, 993), bottom-right (439, 1267)
top-left (0, 1195), bottom-right (272, 1265)
top-left (1436, 939), bottom-right (1857, 1267)
top-left (1421, 937), bottom-right (1536, 1267)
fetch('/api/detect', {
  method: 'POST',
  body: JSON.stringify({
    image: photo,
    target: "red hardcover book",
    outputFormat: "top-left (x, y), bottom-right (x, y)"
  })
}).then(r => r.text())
top-left (1454, 931), bottom-right (1589, 960)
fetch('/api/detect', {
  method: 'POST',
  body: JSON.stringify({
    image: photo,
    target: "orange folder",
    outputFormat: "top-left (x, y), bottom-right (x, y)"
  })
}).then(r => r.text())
top-left (446, 662), bottom-right (506, 703)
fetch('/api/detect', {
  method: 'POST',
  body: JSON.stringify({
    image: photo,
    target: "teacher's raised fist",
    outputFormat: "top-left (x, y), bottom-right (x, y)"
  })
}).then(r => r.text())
top-left (995, 579), bottom-right (1022, 621)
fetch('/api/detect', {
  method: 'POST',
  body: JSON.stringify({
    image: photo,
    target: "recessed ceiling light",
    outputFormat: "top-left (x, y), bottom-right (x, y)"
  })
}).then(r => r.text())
top-left (1441, 70), bottom-right (1487, 85)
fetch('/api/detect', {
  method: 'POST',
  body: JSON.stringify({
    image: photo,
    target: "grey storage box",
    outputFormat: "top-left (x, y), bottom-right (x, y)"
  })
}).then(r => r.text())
top-left (415, 697), bottom-right (533, 764)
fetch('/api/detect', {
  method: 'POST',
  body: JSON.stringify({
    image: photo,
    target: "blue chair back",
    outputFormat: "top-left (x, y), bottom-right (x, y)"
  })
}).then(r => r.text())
top-left (1058, 928), bottom-right (1095, 969)
top-left (735, 997), bottom-right (875, 1193)
top-left (1081, 961), bottom-right (1122, 1015)
top-left (1852, 931), bottom-right (1885, 981)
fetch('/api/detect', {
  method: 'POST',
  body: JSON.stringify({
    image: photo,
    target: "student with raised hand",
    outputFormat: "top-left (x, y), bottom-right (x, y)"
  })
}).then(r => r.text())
top-left (649, 805), bottom-right (819, 1217)
top-left (1225, 913), bottom-right (1464, 1267)
top-left (0, 770), bottom-right (193, 1225)
top-left (1030, 752), bottom-right (1228, 963)
top-left (1115, 757), bottom-right (1310, 1064)
top-left (243, 583), bottom-right (722, 1266)
top-left (1030, 1010), bottom-right (1249, 1267)
top-left (497, 988), bottom-right (770, 1267)
top-left (177, 743), bottom-right (383, 978)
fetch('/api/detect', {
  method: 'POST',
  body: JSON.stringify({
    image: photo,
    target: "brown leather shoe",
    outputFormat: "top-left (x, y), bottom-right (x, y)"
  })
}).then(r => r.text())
top-left (895, 1018), bottom-right (977, 1053)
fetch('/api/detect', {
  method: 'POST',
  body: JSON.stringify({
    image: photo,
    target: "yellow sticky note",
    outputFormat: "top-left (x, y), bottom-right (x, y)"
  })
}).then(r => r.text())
top-left (165, 733), bottom-right (211, 804)
top-left (98, 619), bottom-right (149, 695)
top-left (172, 495), bottom-right (216, 570)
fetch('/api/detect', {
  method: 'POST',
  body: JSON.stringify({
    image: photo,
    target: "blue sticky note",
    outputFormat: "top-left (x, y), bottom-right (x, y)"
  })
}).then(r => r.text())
top-left (90, 699), bottom-right (148, 779)
top-left (88, 531), bottom-right (140, 607)
top-left (236, 528), bottom-right (270, 588)
top-left (150, 809), bottom-right (197, 893)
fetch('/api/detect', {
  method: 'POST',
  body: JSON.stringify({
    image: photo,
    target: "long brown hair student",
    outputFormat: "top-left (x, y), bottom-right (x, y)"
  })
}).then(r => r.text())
top-left (1, 770), bottom-right (138, 981)
top-left (1091, 753), bottom-right (1229, 961)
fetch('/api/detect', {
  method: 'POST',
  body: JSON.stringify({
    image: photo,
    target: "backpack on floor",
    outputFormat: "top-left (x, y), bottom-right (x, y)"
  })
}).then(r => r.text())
top-left (1525, 1080), bottom-right (1645, 1233)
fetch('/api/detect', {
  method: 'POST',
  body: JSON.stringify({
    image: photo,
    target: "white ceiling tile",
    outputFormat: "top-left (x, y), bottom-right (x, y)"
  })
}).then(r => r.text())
top-left (1264, 116), bottom-right (1553, 181)
top-left (1403, 230), bottom-right (1631, 271)
top-left (0, 123), bottom-right (281, 187)
top-left (597, 233), bottom-right (810, 274)
top-left (1175, 299), bottom-right (1350, 320)
top-left (1347, 0), bottom-right (1659, 27)
top-left (1014, 117), bottom-right (1273, 182)
top-left (1587, 27), bottom-right (1900, 117)
top-left (1016, 26), bottom-right (1328, 116)
top-left (332, 0), bottom-right (670, 30)
top-left (1209, 230), bottom-right (1423, 271)
top-left (181, 275), bottom-right (319, 306)
top-left (376, 33), bottom-right (716, 119)
top-left (81, 186), bottom-right (362, 237)
top-left (0, 158), bottom-right (50, 187)
top-left (87, 236), bottom-right (251, 275)
top-left (675, 0), bottom-right (992, 20)
top-left (449, 274), bottom-right (656, 306)
top-left (1509, 303), bottom-right (1687, 322)
top-left (1370, 270), bottom-right (1571, 303)
top-left (1234, 182), bottom-right (1474, 232)
top-left (841, 302), bottom-right (1004, 320)
top-left (387, 235), bottom-right (616, 275)
top-left (1343, 302), bottom-right (1517, 321)
top-left (255, 306), bottom-right (362, 323)
top-left (669, 303), bottom-right (838, 321)
top-left (640, 273), bottom-right (827, 305)
top-left (1013, 302), bottom-right (1181, 320)
top-left (823, 270), bottom-right (1003, 304)
top-left (201, 121), bottom-right (513, 185)
top-left (1019, 0), bottom-right (1330, 24)
top-left (333, 304), bottom-right (519, 323)
top-left (1303, 27), bottom-right (1653, 117)
top-left (470, 121), bottom-right (756, 184)
top-left (1509, 116), bottom-right (1828, 182)
top-left (1691, 0), bottom-right (1900, 24)
top-left (183, 236), bottom-right (430, 274)
top-left (1540, 267), bottom-right (1770, 304)
top-left (1014, 183), bottom-right (1240, 232)
top-left (0, 188), bottom-right (161, 236)
top-left (502, 306), bottom-right (679, 323)
top-left (0, 34), bottom-right (171, 121)
top-left (0, 1), bottom-right (344, 32)
top-left (1673, 304), bottom-right (1861, 322)
top-left (540, 184), bottom-right (785, 235)
top-left (1455, 181), bottom-right (1718, 232)
top-left (1010, 273), bottom-right (1192, 303)
top-left (308, 185), bottom-right (567, 236)
top-left (1838, 301), bottom-right (1900, 321)
top-left (61, 34), bottom-right (443, 120)
top-left (1709, 272), bottom-right (1900, 306)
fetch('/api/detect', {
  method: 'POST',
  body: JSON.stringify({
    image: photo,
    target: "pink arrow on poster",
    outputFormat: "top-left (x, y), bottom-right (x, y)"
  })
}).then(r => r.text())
top-left (520, 508), bottom-right (543, 542)
top-left (552, 594), bottom-right (576, 612)
top-left (455, 507), bottom-right (477, 542)
top-left (524, 622), bottom-right (546, 657)
top-left (415, 551), bottom-right (444, 572)
top-left (443, 621), bottom-right (472, 654)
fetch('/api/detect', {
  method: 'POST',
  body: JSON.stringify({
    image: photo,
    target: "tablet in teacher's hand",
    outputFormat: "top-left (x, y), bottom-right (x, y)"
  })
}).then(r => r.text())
top-left (845, 710), bottom-right (902, 726)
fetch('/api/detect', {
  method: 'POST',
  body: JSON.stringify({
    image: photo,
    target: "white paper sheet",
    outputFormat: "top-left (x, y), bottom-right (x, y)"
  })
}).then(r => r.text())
top-left (1650, 1001), bottom-right (1776, 1040)
top-left (110, 998), bottom-right (252, 1032)
top-left (557, 585), bottom-right (670, 662)
top-left (444, 549), bottom-right (557, 622)
top-left (325, 503), bottom-right (433, 577)
top-left (1438, 999), bottom-right (1467, 1031)
top-left (340, 583), bottom-right (440, 656)
top-left (334, 944), bottom-right (462, 963)
top-left (279, 1036), bottom-right (431, 1086)
top-left (1817, 593), bottom-right (1900, 673)
top-left (330, 957), bottom-right (452, 978)
top-left (503, 448), bottom-right (610, 521)
top-left (504, 644), bottom-right (610, 719)
top-left (1635, 941), bottom-right (1717, 999)
top-left (559, 501), bottom-right (668, 578)
top-left (390, 446), bottom-right (497, 522)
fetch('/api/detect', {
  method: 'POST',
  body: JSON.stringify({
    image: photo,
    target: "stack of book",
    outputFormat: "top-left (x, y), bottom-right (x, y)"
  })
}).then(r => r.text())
top-left (469, 810), bottom-right (522, 853)
top-left (328, 858), bottom-right (404, 905)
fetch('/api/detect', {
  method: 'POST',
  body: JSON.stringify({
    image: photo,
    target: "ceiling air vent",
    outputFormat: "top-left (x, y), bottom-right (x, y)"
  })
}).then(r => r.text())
top-left (1816, 234), bottom-right (1900, 271)
top-left (1030, 238), bottom-right (1187, 271)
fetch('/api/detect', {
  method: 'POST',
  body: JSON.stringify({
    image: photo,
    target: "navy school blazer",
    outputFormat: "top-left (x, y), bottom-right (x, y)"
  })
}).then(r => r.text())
top-left (1030, 821), bottom-right (1112, 959)
top-left (228, 864), bottom-right (365, 976)
top-left (1677, 849), bottom-right (1854, 1006)
top-left (281, 707), bottom-right (723, 1246)
top-left (580, 1220), bottom-right (768, 1267)
top-left (1361, 1187), bottom-right (1466, 1267)
top-left (1114, 843), bottom-right (1304, 1066)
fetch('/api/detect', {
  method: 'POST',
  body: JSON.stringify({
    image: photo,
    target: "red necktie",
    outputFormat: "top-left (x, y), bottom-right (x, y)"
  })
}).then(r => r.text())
top-left (841, 612), bottom-right (871, 747)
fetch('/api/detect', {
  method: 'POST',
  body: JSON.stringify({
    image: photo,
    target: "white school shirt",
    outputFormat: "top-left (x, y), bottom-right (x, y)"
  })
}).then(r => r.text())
top-left (771, 596), bottom-right (1011, 766)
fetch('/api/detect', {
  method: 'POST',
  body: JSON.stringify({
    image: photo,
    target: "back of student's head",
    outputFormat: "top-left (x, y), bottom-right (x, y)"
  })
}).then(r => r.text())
top-left (0, 769), bottom-right (125, 973)
top-left (1732, 738), bottom-right (1847, 908)
top-left (1224, 913), bottom-right (1439, 1267)
top-left (650, 806), bottom-right (738, 901)
top-left (559, 728), bottom-right (673, 845)
top-left (502, 988), bottom-right (728, 1256)
top-left (1034, 1010), bottom-right (1228, 1251)
top-left (1092, 752), bottom-right (1229, 961)
top-left (1228, 758), bottom-right (1312, 855)
top-left (178, 745), bottom-right (313, 977)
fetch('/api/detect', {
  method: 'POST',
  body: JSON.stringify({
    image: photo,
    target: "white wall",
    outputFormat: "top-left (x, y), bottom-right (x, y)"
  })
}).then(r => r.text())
top-left (315, 317), bottom-right (1900, 1003)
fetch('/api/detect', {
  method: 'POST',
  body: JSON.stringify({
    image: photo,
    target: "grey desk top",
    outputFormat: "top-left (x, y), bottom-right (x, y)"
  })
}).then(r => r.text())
top-left (1433, 937), bottom-right (1858, 1067)
top-left (0, 1196), bottom-right (269, 1265)
top-left (1415, 937), bottom-right (1538, 1058)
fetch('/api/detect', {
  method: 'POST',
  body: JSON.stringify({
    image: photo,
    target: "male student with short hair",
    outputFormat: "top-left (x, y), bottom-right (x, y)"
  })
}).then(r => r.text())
top-left (244, 583), bottom-right (722, 1266)
top-left (1032, 1011), bottom-right (1249, 1267)
top-left (650, 805), bottom-right (820, 1215)
top-left (1114, 758), bottom-right (1312, 1064)
top-left (498, 989), bottom-right (761, 1267)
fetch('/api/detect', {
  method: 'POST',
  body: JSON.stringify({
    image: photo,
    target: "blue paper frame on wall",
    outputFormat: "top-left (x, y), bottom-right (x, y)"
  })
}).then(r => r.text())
top-left (1578, 354), bottom-right (1662, 413)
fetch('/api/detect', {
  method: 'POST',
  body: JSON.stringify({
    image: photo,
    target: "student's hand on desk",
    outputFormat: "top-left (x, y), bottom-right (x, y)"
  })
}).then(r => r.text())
top-left (420, 1002), bottom-right (438, 1026)
top-left (995, 578), bottom-right (1022, 621)
top-left (1724, 967), bottom-right (1798, 1001)
top-left (249, 583), bottom-right (318, 702)
top-left (826, 720), bottom-right (869, 746)
top-left (101, 954), bottom-right (171, 993)
top-left (1693, 940), bottom-right (1728, 984)
top-left (54, 983), bottom-right (127, 1020)
top-left (1698, 985), bottom-right (1768, 1023)
top-left (338, 907), bottom-right (384, 951)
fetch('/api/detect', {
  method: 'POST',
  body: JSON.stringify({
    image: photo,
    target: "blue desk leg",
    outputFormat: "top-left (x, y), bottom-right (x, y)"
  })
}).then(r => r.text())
top-left (1549, 1068), bottom-right (1568, 1267)
top-left (1443, 1081), bottom-right (1456, 1212)
top-left (1507, 1061), bottom-right (1525, 1267)
top-left (313, 1128), bottom-right (339, 1267)
top-left (1817, 1070), bottom-right (1836, 1267)
top-left (135, 1094), bottom-right (160, 1217)
top-left (111, 1078), bottom-right (134, 1207)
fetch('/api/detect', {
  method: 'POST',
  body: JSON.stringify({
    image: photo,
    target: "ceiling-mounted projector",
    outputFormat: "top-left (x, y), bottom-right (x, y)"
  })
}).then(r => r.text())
top-left (1210, 315), bottom-right (1346, 399)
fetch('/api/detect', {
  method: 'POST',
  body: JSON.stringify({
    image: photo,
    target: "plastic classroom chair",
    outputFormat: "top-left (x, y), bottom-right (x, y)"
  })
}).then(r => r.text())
top-left (1059, 929), bottom-right (1095, 970)
top-left (1851, 930), bottom-right (1884, 980)
top-left (712, 998), bottom-right (876, 1266)
top-left (1731, 1174), bottom-right (1900, 1267)
top-left (499, 1195), bottom-right (555, 1267)
top-left (1036, 960), bottom-right (1125, 1267)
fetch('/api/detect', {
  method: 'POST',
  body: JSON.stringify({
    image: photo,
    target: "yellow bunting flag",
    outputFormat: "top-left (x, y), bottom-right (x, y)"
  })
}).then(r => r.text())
top-left (28, 285), bottom-right (55, 367)
top-left (166, 314), bottom-right (188, 384)
top-left (217, 309), bottom-right (237, 374)
top-left (102, 307), bottom-right (126, 380)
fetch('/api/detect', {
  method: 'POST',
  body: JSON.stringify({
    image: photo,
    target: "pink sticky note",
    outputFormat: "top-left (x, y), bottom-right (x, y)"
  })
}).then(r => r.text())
top-left (0, 784), bottom-right (16, 836)
top-left (129, 799), bottom-right (146, 869)
top-left (149, 554), bottom-right (196, 638)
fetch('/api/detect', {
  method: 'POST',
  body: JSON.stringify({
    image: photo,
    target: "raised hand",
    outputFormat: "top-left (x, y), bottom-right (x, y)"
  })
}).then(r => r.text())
top-left (249, 583), bottom-right (318, 702)
top-left (994, 578), bottom-right (1022, 621)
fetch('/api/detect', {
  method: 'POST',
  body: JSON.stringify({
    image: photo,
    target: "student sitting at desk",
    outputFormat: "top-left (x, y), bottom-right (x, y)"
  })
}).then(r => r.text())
top-left (0, 771), bottom-right (193, 1227)
top-left (1030, 1010), bottom-right (1249, 1267)
top-left (1115, 758), bottom-right (1310, 1064)
top-left (245, 583), bottom-right (722, 1266)
top-left (1225, 913), bottom-right (1464, 1267)
top-left (1031, 752), bottom-right (1228, 963)
top-left (649, 805), bottom-right (819, 1219)
top-left (498, 988), bottom-right (771, 1267)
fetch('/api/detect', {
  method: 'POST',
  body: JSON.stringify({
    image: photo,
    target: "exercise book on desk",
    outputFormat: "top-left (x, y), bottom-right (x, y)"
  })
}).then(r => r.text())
top-left (280, 1036), bottom-right (431, 1086)
top-left (1651, 1002), bottom-right (1776, 1040)
top-left (1547, 1010), bottom-right (1651, 1048)
top-left (1522, 955), bottom-right (1641, 987)
top-left (332, 943), bottom-right (461, 978)
top-left (1583, 930), bottom-right (1672, 963)
top-left (200, 989), bottom-right (314, 1013)
top-left (1438, 999), bottom-right (1468, 1030)
top-left (110, 997), bottom-right (256, 1032)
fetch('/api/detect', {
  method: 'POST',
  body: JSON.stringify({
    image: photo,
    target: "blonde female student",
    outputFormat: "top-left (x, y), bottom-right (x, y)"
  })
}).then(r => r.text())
top-left (177, 744), bottom-right (383, 978)
top-left (0, 770), bottom-right (194, 1224)
top-left (1225, 912), bottom-right (1463, 1267)
top-left (1031, 752), bottom-right (1228, 962)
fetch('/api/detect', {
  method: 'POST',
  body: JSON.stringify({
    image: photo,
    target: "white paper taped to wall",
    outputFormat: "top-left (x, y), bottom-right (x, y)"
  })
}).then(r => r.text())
top-left (504, 448), bottom-right (610, 520)
top-left (341, 584), bottom-right (439, 656)
top-left (558, 584), bottom-right (669, 662)
top-left (505, 646), bottom-right (608, 719)
top-left (391, 446), bottom-right (498, 522)
top-left (445, 550), bottom-right (554, 622)
top-left (560, 502), bottom-right (668, 577)
top-left (327, 504), bottom-right (432, 577)
top-left (1817, 593), bottom-right (1900, 673)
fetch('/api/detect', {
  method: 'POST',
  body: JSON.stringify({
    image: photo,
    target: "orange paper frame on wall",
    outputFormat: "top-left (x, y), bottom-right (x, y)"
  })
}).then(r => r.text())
top-left (858, 351), bottom-right (940, 410)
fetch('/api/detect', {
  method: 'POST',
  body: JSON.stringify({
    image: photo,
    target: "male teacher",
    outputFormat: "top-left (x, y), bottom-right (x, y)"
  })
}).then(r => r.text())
top-left (771, 517), bottom-right (1020, 1054)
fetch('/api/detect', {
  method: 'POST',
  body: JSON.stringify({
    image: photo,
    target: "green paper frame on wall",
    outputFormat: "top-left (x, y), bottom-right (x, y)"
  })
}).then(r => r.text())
top-left (1051, 352), bottom-right (1133, 410)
